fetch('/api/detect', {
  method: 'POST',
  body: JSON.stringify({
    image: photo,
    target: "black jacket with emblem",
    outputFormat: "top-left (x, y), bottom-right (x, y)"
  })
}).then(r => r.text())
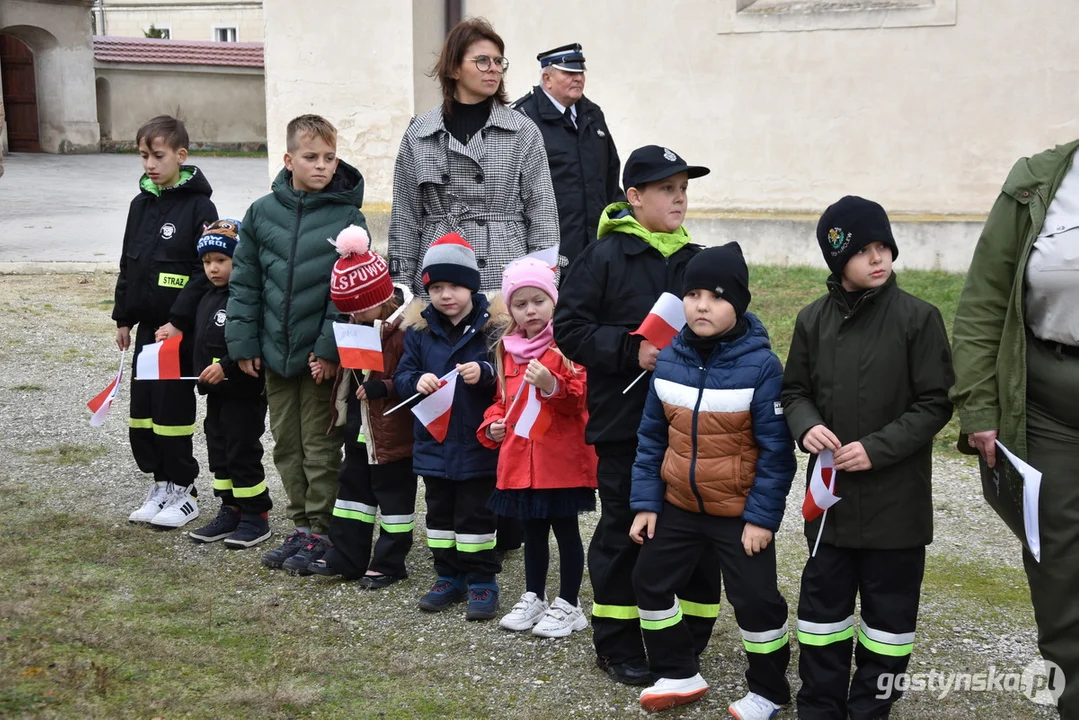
top-left (554, 205), bottom-right (700, 449)
top-left (112, 166), bottom-right (218, 330)
top-left (513, 88), bottom-right (623, 269)
top-left (781, 274), bottom-right (954, 549)
top-left (182, 283), bottom-right (264, 398)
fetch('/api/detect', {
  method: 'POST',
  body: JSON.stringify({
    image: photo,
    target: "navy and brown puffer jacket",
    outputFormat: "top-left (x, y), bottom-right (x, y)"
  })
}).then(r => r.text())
top-left (630, 314), bottom-right (796, 532)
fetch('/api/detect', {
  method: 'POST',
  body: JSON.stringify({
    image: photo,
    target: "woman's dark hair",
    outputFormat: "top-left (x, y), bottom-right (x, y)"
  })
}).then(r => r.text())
top-left (433, 17), bottom-right (509, 115)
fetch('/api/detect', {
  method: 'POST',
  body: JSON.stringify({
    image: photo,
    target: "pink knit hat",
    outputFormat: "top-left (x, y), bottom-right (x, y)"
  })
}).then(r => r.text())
top-left (501, 257), bottom-right (558, 304)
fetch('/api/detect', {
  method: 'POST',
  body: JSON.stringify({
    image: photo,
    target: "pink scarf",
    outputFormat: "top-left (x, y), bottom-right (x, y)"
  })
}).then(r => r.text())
top-left (502, 320), bottom-right (555, 364)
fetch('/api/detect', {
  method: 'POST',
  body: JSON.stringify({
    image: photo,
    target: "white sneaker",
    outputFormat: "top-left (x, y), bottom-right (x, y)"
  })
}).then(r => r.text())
top-left (499, 591), bottom-right (548, 631)
top-left (728, 691), bottom-right (781, 720)
top-left (639, 673), bottom-right (709, 712)
top-left (128, 481), bottom-right (170, 523)
top-left (532, 596), bottom-right (588, 638)
top-left (149, 484), bottom-right (200, 529)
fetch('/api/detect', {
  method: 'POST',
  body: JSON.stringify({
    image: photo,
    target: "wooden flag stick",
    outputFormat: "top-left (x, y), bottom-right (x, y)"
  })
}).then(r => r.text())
top-left (622, 370), bottom-right (648, 395)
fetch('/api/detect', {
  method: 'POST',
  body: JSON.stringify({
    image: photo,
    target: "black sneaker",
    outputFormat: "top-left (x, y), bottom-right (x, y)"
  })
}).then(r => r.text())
top-left (188, 505), bottom-right (240, 543)
top-left (359, 573), bottom-right (407, 590)
top-left (223, 515), bottom-right (272, 549)
top-left (261, 530), bottom-right (308, 569)
top-left (282, 535), bottom-right (330, 575)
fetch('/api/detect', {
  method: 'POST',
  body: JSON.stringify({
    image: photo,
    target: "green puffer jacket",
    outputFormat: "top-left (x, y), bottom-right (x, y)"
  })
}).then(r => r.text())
top-left (782, 274), bottom-right (954, 548)
top-left (950, 139), bottom-right (1079, 459)
top-left (226, 162), bottom-right (368, 378)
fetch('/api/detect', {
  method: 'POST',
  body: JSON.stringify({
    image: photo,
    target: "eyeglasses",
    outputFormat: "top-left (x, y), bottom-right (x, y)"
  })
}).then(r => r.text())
top-left (470, 55), bottom-right (509, 73)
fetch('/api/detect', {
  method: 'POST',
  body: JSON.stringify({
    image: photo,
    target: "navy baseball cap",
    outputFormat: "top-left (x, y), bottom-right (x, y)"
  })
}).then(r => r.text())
top-left (623, 145), bottom-right (710, 190)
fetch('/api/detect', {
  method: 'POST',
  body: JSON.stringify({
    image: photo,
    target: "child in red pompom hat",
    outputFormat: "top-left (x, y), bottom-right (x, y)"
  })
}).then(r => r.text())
top-left (305, 226), bottom-right (418, 585)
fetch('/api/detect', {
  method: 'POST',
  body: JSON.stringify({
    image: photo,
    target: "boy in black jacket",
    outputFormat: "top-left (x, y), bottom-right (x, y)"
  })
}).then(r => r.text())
top-left (553, 146), bottom-right (722, 686)
top-left (781, 196), bottom-right (953, 720)
top-left (115, 115), bottom-right (218, 530)
top-left (163, 220), bottom-right (272, 548)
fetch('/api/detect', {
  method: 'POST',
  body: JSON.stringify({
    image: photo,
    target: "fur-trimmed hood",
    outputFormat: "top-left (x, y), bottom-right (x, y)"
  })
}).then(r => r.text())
top-left (401, 292), bottom-right (508, 334)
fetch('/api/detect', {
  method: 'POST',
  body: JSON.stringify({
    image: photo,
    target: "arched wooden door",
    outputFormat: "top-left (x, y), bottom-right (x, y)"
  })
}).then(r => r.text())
top-left (0, 33), bottom-right (41, 152)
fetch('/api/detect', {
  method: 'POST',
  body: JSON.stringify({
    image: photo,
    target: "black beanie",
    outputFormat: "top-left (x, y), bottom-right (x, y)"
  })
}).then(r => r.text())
top-left (816, 196), bottom-right (898, 275)
top-left (682, 242), bottom-right (751, 318)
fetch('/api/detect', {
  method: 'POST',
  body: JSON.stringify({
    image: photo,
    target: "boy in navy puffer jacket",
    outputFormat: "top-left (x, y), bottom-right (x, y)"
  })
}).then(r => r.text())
top-left (629, 243), bottom-right (796, 718)
top-left (394, 233), bottom-right (503, 621)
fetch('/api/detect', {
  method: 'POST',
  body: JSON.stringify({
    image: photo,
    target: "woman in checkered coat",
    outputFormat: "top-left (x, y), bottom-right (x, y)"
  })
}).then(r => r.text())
top-left (387, 18), bottom-right (560, 299)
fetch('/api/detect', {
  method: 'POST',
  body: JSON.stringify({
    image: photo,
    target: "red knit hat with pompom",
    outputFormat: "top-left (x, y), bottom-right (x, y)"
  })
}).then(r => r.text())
top-left (329, 226), bottom-right (394, 313)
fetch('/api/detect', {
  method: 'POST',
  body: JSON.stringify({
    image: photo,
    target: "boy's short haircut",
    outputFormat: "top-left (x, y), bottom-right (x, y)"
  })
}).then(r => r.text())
top-left (136, 115), bottom-right (189, 151)
top-left (286, 114), bottom-right (337, 153)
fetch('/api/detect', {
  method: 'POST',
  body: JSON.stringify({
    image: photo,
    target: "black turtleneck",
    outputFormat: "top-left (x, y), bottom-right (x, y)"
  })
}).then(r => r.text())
top-left (842, 287), bottom-right (870, 312)
top-left (444, 98), bottom-right (491, 146)
top-left (682, 316), bottom-right (749, 362)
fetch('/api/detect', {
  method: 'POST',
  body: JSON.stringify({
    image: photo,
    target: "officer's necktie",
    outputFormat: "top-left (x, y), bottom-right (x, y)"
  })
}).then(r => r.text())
top-left (564, 106), bottom-right (577, 131)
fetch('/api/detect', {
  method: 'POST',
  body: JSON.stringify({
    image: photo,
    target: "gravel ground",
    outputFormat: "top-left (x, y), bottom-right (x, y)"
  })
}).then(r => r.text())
top-left (0, 272), bottom-right (1058, 719)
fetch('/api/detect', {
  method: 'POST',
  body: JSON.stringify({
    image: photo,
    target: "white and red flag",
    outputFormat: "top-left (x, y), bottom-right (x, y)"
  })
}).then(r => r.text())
top-left (87, 350), bottom-right (125, 426)
top-left (135, 334), bottom-right (184, 380)
top-left (633, 292), bottom-right (686, 350)
top-left (520, 244), bottom-right (560, 270)
top-left (506, 383), bottom-right (552, 440)
top-left (802, 449), bottom-right (841, 522)
top-left (411, 370), bottom-right (459, 443)
top-left (333, 322), bottom-right (384, 372)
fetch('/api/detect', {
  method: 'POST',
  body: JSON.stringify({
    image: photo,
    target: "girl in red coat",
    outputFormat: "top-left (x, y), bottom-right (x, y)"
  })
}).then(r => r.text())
top-left (479, 257), bottom-right (598, 637)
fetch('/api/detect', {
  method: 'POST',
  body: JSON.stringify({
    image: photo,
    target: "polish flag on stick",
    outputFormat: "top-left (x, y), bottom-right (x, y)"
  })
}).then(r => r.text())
top-left (519, 244), bottom-right (560, 270)
top-left (334, 322), bottom-right (384, 372)
top-left (135, 334), bottom-right (195, 380)
top-left (803, 449), bottom-right (841, 557)
top-left (411, 370), bottom-right (459, 443)
top-left (506, 383), bottom-right (551, 440)
top-left (87, 349), bottom-right (125, 426)
top-left (623, 292), bottom-right (687, 394)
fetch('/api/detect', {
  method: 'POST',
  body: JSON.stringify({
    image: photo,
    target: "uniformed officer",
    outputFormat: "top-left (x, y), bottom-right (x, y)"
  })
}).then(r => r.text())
top-left (512, 43), bottom-right (623, 272)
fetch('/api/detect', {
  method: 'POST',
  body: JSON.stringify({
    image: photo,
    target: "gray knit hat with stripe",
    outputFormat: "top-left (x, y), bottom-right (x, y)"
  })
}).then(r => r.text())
top-left (421, 232), bottom-right (481, 292)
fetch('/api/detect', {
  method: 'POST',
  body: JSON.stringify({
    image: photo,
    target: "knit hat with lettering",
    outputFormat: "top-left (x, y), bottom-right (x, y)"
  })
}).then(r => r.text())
top-left (421, 232), bottom-right (481, 292)
top-left (502, 257), bottom-right (558, 305)
top-left (329, 225), bottom-right (394, 313)
top-left (197, 219), bottom-right (242, 258)
top-left (816, 196), bottom-right (899, 275)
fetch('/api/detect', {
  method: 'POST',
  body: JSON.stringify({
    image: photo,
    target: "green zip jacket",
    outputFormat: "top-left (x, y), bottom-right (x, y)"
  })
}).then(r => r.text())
top-left (950, 140), bottom-right (1079, 460)
top-left (781, 274), bottom-right (955, 548)
top-left (226, 162), bottom-right (368, 378)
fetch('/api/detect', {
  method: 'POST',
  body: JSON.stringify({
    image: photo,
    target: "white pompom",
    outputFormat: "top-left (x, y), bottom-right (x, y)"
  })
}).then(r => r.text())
top-left (333, 225), bottom-right (371, 257)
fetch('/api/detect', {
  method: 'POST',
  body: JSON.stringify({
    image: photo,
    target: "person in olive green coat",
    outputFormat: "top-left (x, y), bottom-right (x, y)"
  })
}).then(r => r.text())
top-left (782, 196), bottom-right (954, 720)
top-left (952, 139), bottom-right (1079, 719)
top-left (226, 115), bottom-right (369, 572)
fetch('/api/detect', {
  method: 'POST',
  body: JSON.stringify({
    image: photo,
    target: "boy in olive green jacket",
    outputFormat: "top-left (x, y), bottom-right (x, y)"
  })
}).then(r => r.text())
top-left (226, 114), bottom-right (368, 573)
top-left (782, 196), bottom-right (953, 720)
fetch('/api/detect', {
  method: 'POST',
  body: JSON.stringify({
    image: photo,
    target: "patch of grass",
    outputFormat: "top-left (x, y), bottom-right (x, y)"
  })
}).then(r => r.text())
top-left (32, 443), bottom-right (107, 466)
top-left (10, 383), bottom-right (45, 391)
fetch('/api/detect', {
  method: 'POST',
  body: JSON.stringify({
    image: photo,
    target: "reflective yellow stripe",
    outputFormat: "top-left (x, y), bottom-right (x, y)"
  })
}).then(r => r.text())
top-left (213, 477), bottom-right (233, 491)
top-left (334, 500), bottom-right (376, 523)
top-left (592, 603), bottom-right (639, 621)
top-left (152, 423), bottom-right (195, 437)
top-left (232, 481), bottom-right (267, 498)
top-left (742, 629), bottom-right (789, 654)
top-left (680, 599), bottom-right (720, 618)
top-left (380, 514), bottom-right (415, 533)
top-left (639, 601), bottom-right (683, 631)
top-left (212, 357), bottom-right (220, 364)
top-left (456, 532), bottom-right (496, 553)
top-left (858, 628), bottom-right (914, 657)
top-left (357, 432), bottom-right (366, 444)
top-left (129, 417), bottom-right (153, 429)
top-left (158, 272), bottom-right (189, 288)
top-left (427, 529), bottom-right (455, 548)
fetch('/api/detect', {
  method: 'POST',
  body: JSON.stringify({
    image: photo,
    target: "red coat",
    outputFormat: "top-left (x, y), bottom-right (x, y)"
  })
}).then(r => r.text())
top-left (478, 346), bottom-right (598, 491)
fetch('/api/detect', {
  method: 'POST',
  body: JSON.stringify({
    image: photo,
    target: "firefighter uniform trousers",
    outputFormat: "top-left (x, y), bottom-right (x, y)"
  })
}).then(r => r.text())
top-left (129, 322), bottom-right (198, 488)
top-left (327, 438), bottom-right (417, 579)
top-left (424, 476), bottom-right (502, 584)
top-left (590, 451), bottom-right (723, 666)
top-left (634, 504), bottom-right (791, 702)
top-left (204, 391), bottom-right (271, 514)
top-left (796, 543), bottom-right (926, 720)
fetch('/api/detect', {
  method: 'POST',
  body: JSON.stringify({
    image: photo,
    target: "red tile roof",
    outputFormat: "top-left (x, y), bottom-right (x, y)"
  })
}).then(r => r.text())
top-left (93, 36), bottom-right (264, 68)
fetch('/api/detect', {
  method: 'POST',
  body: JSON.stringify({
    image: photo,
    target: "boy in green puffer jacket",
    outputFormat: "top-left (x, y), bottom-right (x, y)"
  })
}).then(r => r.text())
top-left (226, 114), bottom-right (369, 573)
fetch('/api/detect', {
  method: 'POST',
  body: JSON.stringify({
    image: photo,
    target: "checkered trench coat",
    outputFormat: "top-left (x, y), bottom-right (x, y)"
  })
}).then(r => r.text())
top-left (387, 102), bottom-right (561, 298)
